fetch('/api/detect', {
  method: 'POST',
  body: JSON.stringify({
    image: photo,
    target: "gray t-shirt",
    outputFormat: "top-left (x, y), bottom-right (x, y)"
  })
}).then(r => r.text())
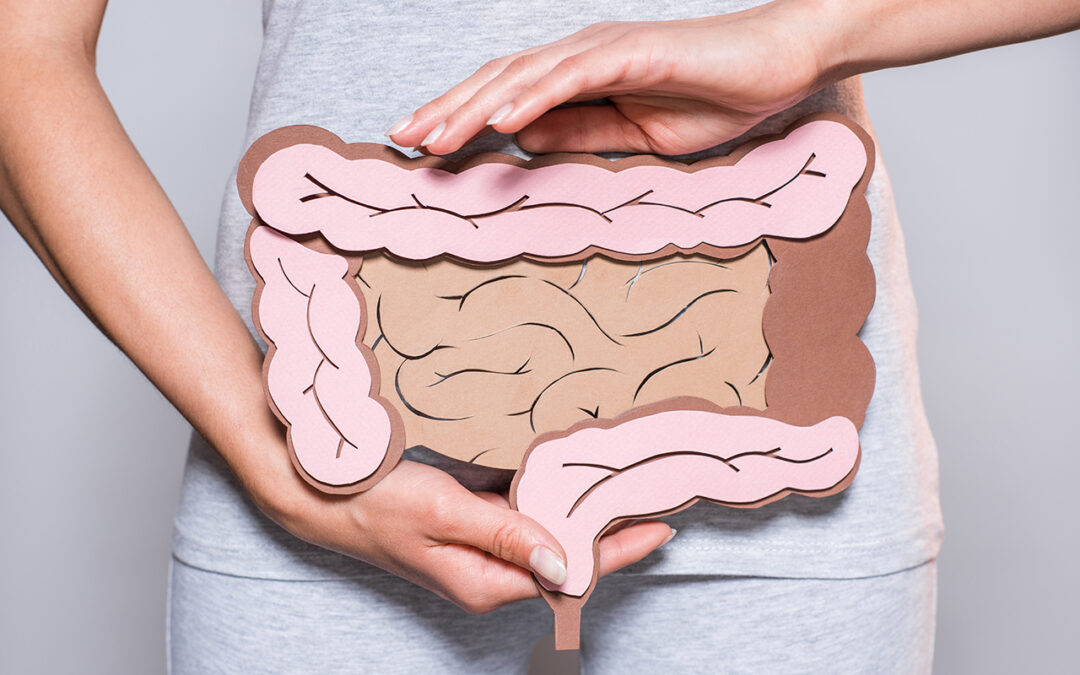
top-left (171, 0), bottom-right (944, 581)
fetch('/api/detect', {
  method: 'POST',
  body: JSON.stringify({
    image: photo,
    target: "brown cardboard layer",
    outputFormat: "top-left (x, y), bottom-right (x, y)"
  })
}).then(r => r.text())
top-left (358, 244), bottom-right (772, 468)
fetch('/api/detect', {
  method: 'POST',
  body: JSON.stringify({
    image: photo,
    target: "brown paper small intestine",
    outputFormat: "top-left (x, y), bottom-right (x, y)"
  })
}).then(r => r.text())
top-left (359, 245), bottom-right (772, 469)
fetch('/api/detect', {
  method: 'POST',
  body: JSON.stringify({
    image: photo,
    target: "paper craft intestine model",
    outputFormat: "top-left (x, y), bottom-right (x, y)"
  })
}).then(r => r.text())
top-left (240, 111), bottom-right (876, 649)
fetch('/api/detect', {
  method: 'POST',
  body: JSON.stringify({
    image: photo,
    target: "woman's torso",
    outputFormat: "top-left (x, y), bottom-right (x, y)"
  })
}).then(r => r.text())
top-left (171, 0), bottom-right (943, 582)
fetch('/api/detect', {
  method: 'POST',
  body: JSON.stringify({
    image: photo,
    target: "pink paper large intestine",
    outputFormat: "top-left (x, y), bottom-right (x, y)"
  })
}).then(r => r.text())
top-left (513, 410), bottom-right (860, 597)
top-left (247, 225), bottom-right (396, 488)
top-left (250, 119), bottom-right (867, 262)
top-left (244, 117), bottom-right (869, 497)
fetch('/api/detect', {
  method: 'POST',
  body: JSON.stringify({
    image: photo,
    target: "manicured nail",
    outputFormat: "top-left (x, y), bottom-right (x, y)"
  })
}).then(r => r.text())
top-left (529, 545), bottom-right (567, 586)
top-left (420, 121), bottom-right (445, 147)
top-left (384, 114), bottom-right (413, 137)
top-left (487, 102), bottom-right (514, 126)
top-left (660, 528), bottom-right (678, 547)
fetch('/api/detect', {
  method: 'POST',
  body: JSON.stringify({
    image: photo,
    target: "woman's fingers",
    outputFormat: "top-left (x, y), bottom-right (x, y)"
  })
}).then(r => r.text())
top-left (406, 50), bottom-right (589, 154)
top-left (489, 41), bottom-right (650, 137)
top-left (416, 34), bottom-right (673, 155)
top-left (422, 542), bottom-right (542, 613)
top-left (387, 26), bottom-right (607, 151)
top-left (402, 24), bottom-right (654, 155)
top-left (513, 96), bottom-right (740, 155)
top-left (511, 102), bottom-right (655, 153)
top-left (434, 489), bottom-right (570, 587)
top-left (595, 520), bottom-right (675, 576)
top-left (432, 519), bottom-right (673, 613)
top-left (408, 124), bottom-right (496, 156)
top-left (384, 56), bottom-right (514, 149)
top-left (430, 515), bottom-right (672, 613)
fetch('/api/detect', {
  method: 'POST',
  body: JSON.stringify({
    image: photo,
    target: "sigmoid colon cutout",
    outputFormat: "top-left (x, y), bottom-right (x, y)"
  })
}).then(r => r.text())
top-left (241, 112), bottom-right (877, 648)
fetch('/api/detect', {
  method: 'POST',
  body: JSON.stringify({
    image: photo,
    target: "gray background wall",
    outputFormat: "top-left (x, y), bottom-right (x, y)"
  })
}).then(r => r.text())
top-left (1, 2), bottom-right (1076, 673)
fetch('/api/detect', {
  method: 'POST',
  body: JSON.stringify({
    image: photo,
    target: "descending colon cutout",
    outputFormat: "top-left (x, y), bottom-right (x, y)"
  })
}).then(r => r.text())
top-left (359, 243), bottom-right (773, 469)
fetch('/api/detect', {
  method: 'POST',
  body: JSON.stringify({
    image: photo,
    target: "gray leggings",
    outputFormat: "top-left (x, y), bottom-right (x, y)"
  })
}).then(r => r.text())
top-left (167, 556), bottom-right (937, 674)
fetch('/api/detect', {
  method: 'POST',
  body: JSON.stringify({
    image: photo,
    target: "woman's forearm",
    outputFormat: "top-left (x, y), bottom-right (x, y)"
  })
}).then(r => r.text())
top-left (816, 0), bottom-right (1080, 81)
top-left (0, 42), bottom-right (290, 505)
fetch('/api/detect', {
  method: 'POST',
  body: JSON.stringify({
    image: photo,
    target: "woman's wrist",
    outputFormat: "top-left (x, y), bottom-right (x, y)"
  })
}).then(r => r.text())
top-left (805, 0), bottom-right (928, 82)
top-left (801, 0), bottom-right (1080, 85)
top-left (752, 0), bottom-right (864, 92)
top-left (213, 389), bottom-right (315, 526)
top-left (716, 0), bottom-right (861, 108)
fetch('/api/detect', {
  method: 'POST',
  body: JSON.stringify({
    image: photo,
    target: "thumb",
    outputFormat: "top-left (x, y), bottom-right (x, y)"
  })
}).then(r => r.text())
top-left (514, 104), bottom-right (657, 154)
top-left (440, 494), bottom-right (569, 587)
top-left (515, 98), bottom-right (755, 156)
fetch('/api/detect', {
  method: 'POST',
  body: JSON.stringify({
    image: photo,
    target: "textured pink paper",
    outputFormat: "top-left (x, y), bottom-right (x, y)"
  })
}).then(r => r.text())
top-left (514, 411), bottom-right (860, 596)
top-left (246, 117), bottom-right (868, 500)
top-left (248, 225), bottom-right (394, 487)
top-left (250, 120), bottom-right (867, 262)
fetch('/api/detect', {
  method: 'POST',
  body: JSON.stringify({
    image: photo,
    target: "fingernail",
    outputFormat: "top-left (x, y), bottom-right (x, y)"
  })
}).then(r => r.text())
top-left (420, 121), bottom-right (445, 147)
top-left (384, 114), bottom-right (413, 137)
top-left (487, 102), bottom-right (513, 126)
top-left (660, 528), bottom-right (678, 547)
top-left (529, 545), bottom-right (567, 586)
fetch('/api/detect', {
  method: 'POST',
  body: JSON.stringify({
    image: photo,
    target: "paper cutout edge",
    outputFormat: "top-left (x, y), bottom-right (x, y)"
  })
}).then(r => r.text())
top-left (240, 112), bottom-right (875, 498)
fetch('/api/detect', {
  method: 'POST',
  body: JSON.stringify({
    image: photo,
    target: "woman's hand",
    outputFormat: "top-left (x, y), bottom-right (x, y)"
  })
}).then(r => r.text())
top-left (387, 0), bottom-right (1080, 157)
top-left (386, 0), bottom-right (835, 156)
top-left (249, 443), bottom-right (673, 614)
